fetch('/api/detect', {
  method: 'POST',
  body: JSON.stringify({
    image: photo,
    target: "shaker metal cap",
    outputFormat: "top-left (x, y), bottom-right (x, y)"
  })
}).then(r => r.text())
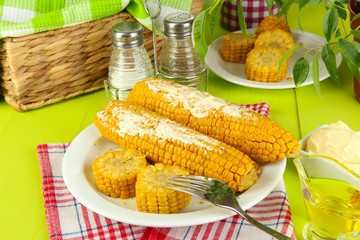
top-left (164, 12), bottom-right (194, 38)
top-left (111, 22), bottom-right (144, 48)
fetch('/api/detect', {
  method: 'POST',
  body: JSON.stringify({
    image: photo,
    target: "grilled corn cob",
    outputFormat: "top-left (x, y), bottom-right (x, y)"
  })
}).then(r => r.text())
top-left (94, 100), bottom-right (260, 192)
top-left (255, 15), bottom-right (291, 36)
top-left (245, 47), bottom-right (288, 82)
top-left (136, 163), bottom-right (192, 214)
top-left (127, 78), bottom-right (301, 162)
top-left (220, 33), bottom-right (257, 63)
top-left (255, 29), bottom-right (295, 55)
top-left (91, 149), bottom-right (147, 198)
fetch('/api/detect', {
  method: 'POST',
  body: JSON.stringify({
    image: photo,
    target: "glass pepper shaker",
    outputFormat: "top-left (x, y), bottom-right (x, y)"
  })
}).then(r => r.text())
top-left (105, 22), bottom-right (154, 101)
top-left (158, 12), bottom-right (207, 91)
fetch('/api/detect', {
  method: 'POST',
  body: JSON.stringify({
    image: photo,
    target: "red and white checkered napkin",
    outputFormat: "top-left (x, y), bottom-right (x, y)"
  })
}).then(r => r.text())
top-left (37, 103), bottom-right (296, 240)
top-left (220, 0), bottom-right (280, 31)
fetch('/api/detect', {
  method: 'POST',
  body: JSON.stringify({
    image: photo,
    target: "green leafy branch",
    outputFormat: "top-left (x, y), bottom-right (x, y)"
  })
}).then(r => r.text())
top-left (282, 0), bottom-right (360, 93)
top-left (193, 0), bottom-right (360, 93)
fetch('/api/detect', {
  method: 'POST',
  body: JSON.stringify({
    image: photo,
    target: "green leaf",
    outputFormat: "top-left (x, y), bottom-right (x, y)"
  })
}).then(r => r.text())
top-left (321, 44), bottom-right (340, 86)
top-left (350, 40), bottom-right (360, 52)
top-left (299, 0), bottom-right (310, 10)
top-left (352, 39), bottom-right (360, 51)
top-left (351, 30), bottom-right (360, 40)
top-left (264, 0), bottom-right (274, 13)
top-left (297, 0), bottom-right (310, 31)
top-left (339, 38), bottom-right (360, 67)
top-left (352, 12), bottom-right (360, 23)
top-left (298, 14), bottom-right (303, 32)
top-left (237, 0), bottom-right (252, 37)
top-left (312, 55), bottom-right (321, 96)
top-left (346, 59), bottom-right (360, 83)
top-left (335, 28), bottom-right (342, 38)
top-left (278, 45), bottom-right (304, 73)
top-left (323, 7), bottom-right (339, 42)
top-left (193, 10), bottom-right (208, 62)
top-left (278, 0), bottom-right (296, 18)
top-left (334, 1), bottom-right (347, 20)
top-left (293, 57), bottom-right (310, 88)
top-left (208, 2), bottom-right (222, 45)
top-left (274, 0), bottom-right (283, 8)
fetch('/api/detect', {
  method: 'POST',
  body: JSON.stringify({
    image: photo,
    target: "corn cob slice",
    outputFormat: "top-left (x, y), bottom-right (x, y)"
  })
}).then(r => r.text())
top-left (255, 15), bottom-right (291, 36)
top-left (220, 33), bottom-right (257, 63)
top-left (91, 149), bottom-right (147, 198)
top-left (245, 47), bottom-right (288, 83)
top-left (136, 163), bottom-right (192, 214)
top-left (94, 100), bottom-right (260, 192)
top-left (255, 29), bottom-right (295, 56)
top-left (126, 78), bottom-right (301, 162)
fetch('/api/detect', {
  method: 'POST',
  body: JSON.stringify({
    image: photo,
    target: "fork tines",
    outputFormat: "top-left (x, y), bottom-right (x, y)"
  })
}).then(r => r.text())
top-left (164, 175), bottom-right (213, 194)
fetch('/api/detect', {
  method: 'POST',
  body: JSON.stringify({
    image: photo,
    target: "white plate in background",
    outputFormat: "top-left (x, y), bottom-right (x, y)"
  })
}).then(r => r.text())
top-left (205, 29), bottom-right (342, 89)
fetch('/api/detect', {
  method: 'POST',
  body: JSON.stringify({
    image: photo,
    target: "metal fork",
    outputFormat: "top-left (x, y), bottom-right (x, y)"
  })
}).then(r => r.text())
top-left (165, 175), bottom-right (293, 240)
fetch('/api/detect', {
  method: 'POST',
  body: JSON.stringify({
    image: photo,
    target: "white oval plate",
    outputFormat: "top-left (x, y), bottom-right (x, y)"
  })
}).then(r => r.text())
top-left (205, 29), bottom-right (342, 89)
top-left (63, 124), bottom-right (287, 227)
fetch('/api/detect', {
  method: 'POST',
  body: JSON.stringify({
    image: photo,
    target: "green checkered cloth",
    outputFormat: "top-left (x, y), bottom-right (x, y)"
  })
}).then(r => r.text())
top-left (0, 0), bottom-right (193, 38)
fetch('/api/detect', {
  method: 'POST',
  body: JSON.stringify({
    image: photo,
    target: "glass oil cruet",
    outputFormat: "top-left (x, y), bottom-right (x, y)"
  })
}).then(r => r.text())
top-left (158, 12), bottom-right (207, 91)
top-left (105, 21), bottom-right (154, 101)
top-left (294, 155), bottom-right (360, 240)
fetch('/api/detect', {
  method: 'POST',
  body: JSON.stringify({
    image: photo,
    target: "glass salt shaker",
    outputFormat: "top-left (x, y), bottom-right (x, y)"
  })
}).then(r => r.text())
top-left (158, 12), bottom-right (207, 91)
top-left (105, 22), bottom-right (154, 101)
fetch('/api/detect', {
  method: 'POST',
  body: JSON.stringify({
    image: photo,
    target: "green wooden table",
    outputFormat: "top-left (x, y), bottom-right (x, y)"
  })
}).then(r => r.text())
top-left (1, 4), bottom-right (359, 240)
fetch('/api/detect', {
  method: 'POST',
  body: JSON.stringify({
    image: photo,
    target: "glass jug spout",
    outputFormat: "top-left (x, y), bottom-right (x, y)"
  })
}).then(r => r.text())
top-left (294, 155), bottom-right (360, 240)
top-left (294, 154), bottom-right (360, 190)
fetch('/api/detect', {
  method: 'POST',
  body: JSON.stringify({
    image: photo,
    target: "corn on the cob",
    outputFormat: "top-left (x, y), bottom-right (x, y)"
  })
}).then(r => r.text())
top-left (94, 100), bottom-right (260, 192)
top-left (245, 46), bottom-right (288, 82)
top-left (255, 29), bottom-right (295, 56)
top-left (136, 163), bottom-right (192, 214)
top-left (91, 149), bottom-right (147, 198)
top-left (220, 33), bottom-right (257, 63)
top-left (126, 78), bottom-right (301, 162)
top-left (255, 15), bottom-right (291, 36)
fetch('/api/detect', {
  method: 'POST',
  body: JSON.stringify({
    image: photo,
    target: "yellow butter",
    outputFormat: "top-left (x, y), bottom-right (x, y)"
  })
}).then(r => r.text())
top-left (306, 121), bottom-right (360, 175)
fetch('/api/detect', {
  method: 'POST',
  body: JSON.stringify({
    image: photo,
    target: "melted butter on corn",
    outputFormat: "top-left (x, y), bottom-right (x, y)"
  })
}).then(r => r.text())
top-left (94, 100), bottom-right (260, 192)
top-left (146, 78), bottom-right (257, 120)
top-left (126, 78), bottom-right (302, 163)
top-left (97, 107), bottom-right (221, 152)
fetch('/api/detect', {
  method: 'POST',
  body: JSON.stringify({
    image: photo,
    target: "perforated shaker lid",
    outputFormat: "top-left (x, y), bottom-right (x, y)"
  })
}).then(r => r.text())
top-left (111, 22), bottom-right (144, 48)
top-left (164, 12), bottom-right (194, 38)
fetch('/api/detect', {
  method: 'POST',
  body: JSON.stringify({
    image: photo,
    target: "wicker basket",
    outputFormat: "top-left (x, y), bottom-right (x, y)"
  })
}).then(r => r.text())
top-left (1, 0), bottom-right (203, 112)
top-left (0, 12), bottom-right (167, 111)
